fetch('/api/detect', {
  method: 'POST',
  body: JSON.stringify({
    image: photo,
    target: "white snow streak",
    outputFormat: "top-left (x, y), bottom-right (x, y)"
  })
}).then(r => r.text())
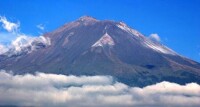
top-left (92, 32), bottom-right (115, 47)
top-left (117, 22), bottom-right (176, 55)
top-left (117, 22), bottom-right (142, 37)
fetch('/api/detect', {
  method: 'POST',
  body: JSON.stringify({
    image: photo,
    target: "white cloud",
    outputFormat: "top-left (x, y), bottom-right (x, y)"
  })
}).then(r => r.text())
top-left (149, 33), bottom-right (161, 42)
top-left (0, 32), bottom-right (18, 43)
top-left (0, 70), bottom-right (199, 107)
top-left (0, 16), bottom-right (20, 32)
top-left (37, 24), bottom-right (45, 30)
top-left (0, 44), bottom-right (8, 54)
top-left (0, 35), bottom-right (51, 56)
top-left (11, 35), bottom-right (51, 53)
top-left (0, 16), bottom-right (51, 56)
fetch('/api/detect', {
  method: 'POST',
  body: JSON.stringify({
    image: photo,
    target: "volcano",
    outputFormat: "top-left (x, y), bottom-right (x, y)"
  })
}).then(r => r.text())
top-left (0, 16), bottom-right (200, 87)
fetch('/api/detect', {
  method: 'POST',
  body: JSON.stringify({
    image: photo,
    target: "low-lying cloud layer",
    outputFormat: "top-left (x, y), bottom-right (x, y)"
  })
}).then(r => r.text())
top-left (0, 70), bottom-right (199, 107)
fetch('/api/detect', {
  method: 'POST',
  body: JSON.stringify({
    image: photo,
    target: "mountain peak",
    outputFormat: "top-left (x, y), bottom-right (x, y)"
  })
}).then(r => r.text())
top-left (78, 16), bottom-right (98, 21)
top-left (1, 16), bottom-right (200, 87)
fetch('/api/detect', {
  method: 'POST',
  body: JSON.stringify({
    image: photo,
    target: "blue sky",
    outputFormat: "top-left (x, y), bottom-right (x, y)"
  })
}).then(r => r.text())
top-left (0, 0), bottom-right (200, 62)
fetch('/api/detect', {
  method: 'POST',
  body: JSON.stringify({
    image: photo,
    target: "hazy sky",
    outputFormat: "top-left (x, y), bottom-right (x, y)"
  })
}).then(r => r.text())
top-left (0, 0), bottom-right (200, 62)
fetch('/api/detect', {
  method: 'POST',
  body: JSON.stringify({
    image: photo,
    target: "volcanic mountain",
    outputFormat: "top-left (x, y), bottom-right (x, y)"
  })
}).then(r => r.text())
top-left (0, 16), bottom-right (200, 87)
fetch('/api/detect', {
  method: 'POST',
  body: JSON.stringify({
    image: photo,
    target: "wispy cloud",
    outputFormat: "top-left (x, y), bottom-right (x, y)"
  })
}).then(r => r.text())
top-left (37, 24), bottom-right (45, 30)
top-left (149, 33), bottom-right (161, 42)
top-left (0, 16), bottom-right (20, 33)
top-left (0, 70), bottom-right (199, 107)
top-left (0, 16), bottom-right (21, 44)
top-left (0, 16), bottom-right (51, 56)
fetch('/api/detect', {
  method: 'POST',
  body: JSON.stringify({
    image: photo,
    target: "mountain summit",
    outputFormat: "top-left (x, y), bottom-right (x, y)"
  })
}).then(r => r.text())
top-left (78, 16), bottom-right (98, 21)
top-left (0, 16), bottom-right (200, 87)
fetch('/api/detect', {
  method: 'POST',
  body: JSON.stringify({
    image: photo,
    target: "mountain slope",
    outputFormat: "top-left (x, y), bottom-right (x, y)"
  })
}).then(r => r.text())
top-left (0, 16), bottom-right (200, 87)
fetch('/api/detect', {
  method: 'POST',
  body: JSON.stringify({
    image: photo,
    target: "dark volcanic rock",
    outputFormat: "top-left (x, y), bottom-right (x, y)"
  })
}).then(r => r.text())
top-left (0, 16), bottom-right (200, 87)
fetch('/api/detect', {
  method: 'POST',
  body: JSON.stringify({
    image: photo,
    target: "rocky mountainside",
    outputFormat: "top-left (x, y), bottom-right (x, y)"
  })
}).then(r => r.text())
top-left (0, 16), bottom-right (200, 87)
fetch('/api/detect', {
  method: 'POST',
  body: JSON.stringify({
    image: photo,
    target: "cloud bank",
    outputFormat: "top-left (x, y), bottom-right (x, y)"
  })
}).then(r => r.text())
top-left (0, 70), bottom-right (199, 107)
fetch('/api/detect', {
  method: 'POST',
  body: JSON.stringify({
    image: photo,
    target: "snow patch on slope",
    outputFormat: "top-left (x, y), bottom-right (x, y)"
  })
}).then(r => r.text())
top-left (117, 22), bottom-right (176, 55)
top-left (92, 32), bottom-right (115, 47)
top-left (143, 39), bottom-right (177, 55)
top-left (117, 22), bottom-right (142, 37)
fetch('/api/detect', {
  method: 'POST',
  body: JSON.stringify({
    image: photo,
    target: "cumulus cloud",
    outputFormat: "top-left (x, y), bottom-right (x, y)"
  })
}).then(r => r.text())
top-left (37, 24), bottom-right (45, 30)
top-left (0, 44), bottom-right (8, 54)
top-left (0, 32), bottom-right (18, 44)
top-left (0, 16), bottom-right (20, 33)
top-left (0, 35), bottom-right (51, 56)
top-left (11, 35), bottom-right (51, 53)
top-left (0, 16), bottom-right (51, 56)
top-left (0, 70), bottom-right (199, 107)
top-left (149, 33), bottom-right (161, 42)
